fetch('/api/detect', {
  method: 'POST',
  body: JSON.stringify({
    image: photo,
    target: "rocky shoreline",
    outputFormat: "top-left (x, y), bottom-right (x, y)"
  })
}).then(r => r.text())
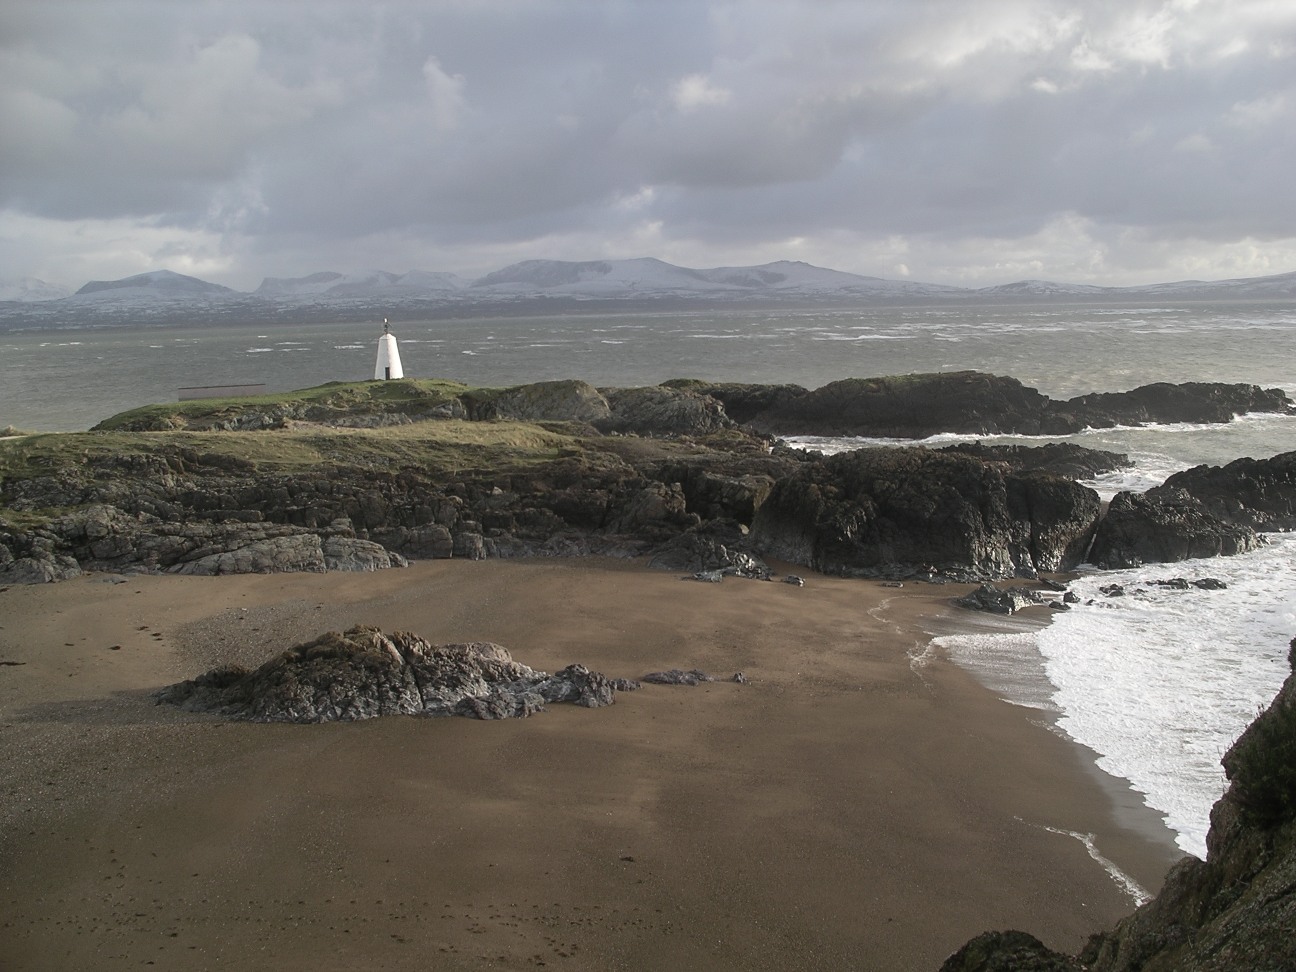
top-left (2, 371), bottom-right (1293, 585)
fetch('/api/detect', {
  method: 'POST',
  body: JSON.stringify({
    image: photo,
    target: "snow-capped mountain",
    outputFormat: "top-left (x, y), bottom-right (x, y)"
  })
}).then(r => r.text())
top-left (255, 271), bottom-right (347, 296)
top-left (3, 258), bottom-right (1295, 331)
top-left (469, 258), bottom-right (960, 298)
top-left (255, 270), bottom-right (466, 297)
top-left (73, 269), bottom-right (238, 300)
top-left (974, 279), bottom-right (1115, 298)
top-left (0, 277), bottom-right (73, 302)
top-left (1123, 269), bottom-right (1296, 299)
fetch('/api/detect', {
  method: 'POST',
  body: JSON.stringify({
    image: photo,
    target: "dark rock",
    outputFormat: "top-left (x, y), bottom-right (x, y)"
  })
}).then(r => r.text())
top-left (733, 672), bottom-right (748, 684)
top-left (596, 386), bottom-right (731, 436)
top-left (154, 625), bottom-right (627, 722)
top-left (1047, 381), bottom-right (1293, 434)
top-left (939, 930), bottom-right (1082, 971)
top-left (724, 372), bottom-right (1290, 439)
top-left (1089, 489), bottom-right (1259, 569)
top-left (784, 574), bottom-right (805, 587)
top-left (1193, 577), bottom-right (1227, 590)
top-left (1155, 451), bottom-right (1296, 532)
top-left (648, 532), bottom-right (770, 579)
top-left (641, 669), bottom-right (715, 685)
top-left (954, 583), bottom-right (1054, 615)
top-left (940, 442), bottom-right (1133, 480)
top-left (459, 379), bottom-right (611, 424)
top-left (1063, 590), bottom-right (1080, 604)
top-left (749, 372), bottom-right (1053, 437)
top-left (660, 380), bottom-right (808, 426)
top-left (751, 447), bottom-right (1101, 579)
top-left (1099, 584), bottom-right (1126, 597)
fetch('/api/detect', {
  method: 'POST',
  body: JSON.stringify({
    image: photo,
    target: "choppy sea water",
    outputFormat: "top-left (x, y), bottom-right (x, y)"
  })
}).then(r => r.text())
top-left (3, 299), bottom-right (1296, 431)
top-left (4, 299), bottom-right (1296, 861)
top-left (796, 412), bottom-right (1296, 860)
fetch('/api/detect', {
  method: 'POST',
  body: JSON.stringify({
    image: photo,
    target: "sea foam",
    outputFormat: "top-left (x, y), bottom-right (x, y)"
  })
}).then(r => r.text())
top-left (939, 537), bottom-right (1296, 860)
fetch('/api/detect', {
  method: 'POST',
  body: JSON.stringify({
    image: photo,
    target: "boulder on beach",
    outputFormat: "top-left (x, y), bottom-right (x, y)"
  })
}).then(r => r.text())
top-left (154, 624), bottom-right (626, 722)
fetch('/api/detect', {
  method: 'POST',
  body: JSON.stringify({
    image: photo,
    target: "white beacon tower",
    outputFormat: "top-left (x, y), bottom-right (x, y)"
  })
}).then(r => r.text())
top-left (374, 320), bottom-right (404, 380)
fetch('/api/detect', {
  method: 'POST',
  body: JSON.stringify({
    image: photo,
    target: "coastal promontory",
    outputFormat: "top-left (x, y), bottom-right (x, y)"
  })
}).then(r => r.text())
top-left (2, 372), bottom-right (1292, 584)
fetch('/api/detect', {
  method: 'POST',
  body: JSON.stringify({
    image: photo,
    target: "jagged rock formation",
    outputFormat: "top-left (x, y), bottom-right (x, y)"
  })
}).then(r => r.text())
top-left (937, 443), bottom-right (1133, 481)
top-left (155, 625), bottom-right (626, 722)
top-left (3, 373), bottom-right (1290, 583)
top-left (1089, 490), bottom-right (1259, 569)
top-left (941, 639), bottom-right (1296, 971)
top-left (689, 372), bottom-right (1291, 438)
top-left (750, 447), bottom-right (1102, 579)
top-left (954, 582), bottom-right (1060, 614)
top-left (1154, 451), bottom-right (1296, 532)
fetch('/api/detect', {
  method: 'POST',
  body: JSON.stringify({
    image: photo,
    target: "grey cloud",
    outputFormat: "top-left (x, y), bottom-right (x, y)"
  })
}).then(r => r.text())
top-left (3, 0), bottom-right (1295, 287)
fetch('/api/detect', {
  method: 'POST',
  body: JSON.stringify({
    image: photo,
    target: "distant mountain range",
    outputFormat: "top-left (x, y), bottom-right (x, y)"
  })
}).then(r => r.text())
top-left (2, 259), bottom-right (1295, 329)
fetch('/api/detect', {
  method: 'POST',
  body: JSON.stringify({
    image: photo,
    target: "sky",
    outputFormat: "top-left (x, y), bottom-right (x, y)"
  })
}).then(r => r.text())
top-left (2, 0), bottom-right (1295, 291)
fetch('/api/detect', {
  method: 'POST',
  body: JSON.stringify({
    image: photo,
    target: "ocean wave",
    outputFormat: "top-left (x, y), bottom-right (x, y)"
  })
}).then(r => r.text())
top-left (1043, 536), bottom-right (1296, 858)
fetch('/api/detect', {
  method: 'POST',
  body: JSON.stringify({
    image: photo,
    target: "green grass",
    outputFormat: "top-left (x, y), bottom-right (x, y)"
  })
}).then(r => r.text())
top-left (91, 378), bottom-right (474, 431)
top-left (0, 419), bottom-right (586, 492)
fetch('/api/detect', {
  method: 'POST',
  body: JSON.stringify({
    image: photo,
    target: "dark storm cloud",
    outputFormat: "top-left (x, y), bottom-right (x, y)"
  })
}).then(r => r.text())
top-left (2, 0), bottom-right (1295, 287)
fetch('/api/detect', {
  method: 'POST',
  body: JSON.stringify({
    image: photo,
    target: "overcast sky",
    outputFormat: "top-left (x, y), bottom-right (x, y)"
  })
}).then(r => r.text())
top-left (2, 0), bottom-right (1294, 290)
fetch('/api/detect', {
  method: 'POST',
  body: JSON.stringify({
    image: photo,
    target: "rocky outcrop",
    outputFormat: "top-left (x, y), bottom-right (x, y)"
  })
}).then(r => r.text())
top-left (734, 372), bottom-right (1292, 439)
top-left (647, 530), bottom-right (773, 579)
top-left (14, 504), bottom-right (409, 576)
top-left (941, 638), bottom-right (1296, 972)
top-left (595, 386), bottom-right (732, 436)
top-left (1044, 381), bottom-right (1293, 434)
top-left (748, 372), bottom-right (1054, 437)
top-left (750, 448), bottom-right (1102, 579)
top-left (459, 379), bottom-right (611, 424)
top-left (1154, 451), bottom-right (1296, 532)
top-left (1088, 489), bottom-right (1259, 569)
top-left (659, 379), bottom-right (808, 425)
top-left (155, 625), bottom-right (625, 722)
top-left (955, 582), bottom-right (1060, 614)
top-left (4, 374), bottom-right (1289, 585)
top-left (941, 930), bottom-right (1083, 971)
top-left (939, 443), bottom-right (1132, 480)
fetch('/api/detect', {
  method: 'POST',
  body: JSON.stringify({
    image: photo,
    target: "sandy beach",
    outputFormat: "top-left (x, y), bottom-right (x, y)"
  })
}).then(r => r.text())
top-left (0, 559), bottom-right (1181, 971)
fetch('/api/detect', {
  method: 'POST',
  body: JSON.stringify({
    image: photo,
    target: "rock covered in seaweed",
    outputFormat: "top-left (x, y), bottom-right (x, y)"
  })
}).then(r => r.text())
top-left (154, 625), bottom-right (624, 722)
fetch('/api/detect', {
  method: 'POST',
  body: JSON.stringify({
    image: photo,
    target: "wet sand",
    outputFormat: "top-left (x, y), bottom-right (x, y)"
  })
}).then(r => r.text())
top-left (0, 560), bottom-right (1182, 971)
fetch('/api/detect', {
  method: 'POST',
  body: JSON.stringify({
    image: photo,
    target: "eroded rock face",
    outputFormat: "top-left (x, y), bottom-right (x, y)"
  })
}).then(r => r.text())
top-left (1088, 489), bottom-right (1258, 569)
top-left (154, 625), bottom-right (624, 722)
top-left (750, 448), bottom-right (1102, 579)
top-left (1155, 451), bottom-right (1296, 532)
top-left (596, 386), bottom-right (732, 436)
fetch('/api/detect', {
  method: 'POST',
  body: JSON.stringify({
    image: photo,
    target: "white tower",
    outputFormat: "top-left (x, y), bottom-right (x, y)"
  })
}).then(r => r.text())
top-left (374, 320), bottom-right (404, 380)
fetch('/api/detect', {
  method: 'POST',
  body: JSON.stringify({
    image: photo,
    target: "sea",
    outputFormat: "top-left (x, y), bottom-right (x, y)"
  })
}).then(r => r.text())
top-left (3, 299), bottom-right (1296, 860)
